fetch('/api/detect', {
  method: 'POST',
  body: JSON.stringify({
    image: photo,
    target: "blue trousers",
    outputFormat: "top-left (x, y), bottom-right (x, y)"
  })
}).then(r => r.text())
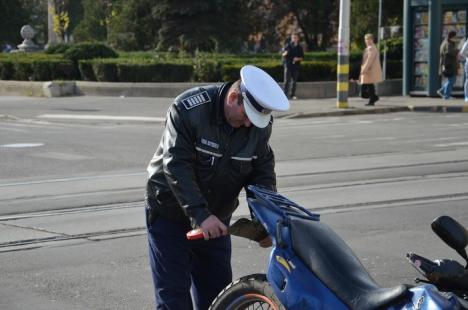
top-left (146, 207), bottom-right (232, 310)
top-left (464, 61), bottom-right (468, 101)
top-left (439, 75), bottom-right (457, 99)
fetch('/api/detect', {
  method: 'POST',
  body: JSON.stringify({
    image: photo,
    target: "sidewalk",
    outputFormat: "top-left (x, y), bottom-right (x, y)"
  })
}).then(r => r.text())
top-left (274, 96), bottom-right (468, 119)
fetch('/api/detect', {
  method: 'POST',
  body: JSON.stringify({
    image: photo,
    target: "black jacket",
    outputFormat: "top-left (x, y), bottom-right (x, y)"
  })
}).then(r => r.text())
top-left (283, 42), bottom-right (304, 69)
top-left (146, 82), bottom-right (276, 228)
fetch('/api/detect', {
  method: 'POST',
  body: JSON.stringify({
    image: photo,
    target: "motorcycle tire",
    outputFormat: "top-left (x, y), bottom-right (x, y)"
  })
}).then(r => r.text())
top-left (209, 273), bottom-right (285, 310)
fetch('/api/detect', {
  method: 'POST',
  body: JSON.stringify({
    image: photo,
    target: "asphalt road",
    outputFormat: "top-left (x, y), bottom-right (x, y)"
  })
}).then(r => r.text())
top-left (1, 96), bottom-right (468, 309)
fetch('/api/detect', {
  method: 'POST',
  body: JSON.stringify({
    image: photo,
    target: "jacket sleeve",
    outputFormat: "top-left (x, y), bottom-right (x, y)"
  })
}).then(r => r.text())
top-left (460, 41), bottom-right (468, 59)
top-left (299, 45), bottom-right (305, 58)
top-left (162, 104), bottom-right (212, 227)
top-left (247, 123), bottom-right (277, 191)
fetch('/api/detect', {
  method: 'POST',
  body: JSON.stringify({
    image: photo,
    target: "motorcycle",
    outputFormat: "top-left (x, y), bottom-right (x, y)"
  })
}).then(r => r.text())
top-left (187, 185), bottom-right (468, 309)
top-left (407, 215), bottom-right (468, 304)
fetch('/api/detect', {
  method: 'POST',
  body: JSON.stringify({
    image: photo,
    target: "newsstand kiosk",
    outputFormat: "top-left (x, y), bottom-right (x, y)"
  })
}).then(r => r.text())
top-left (404, 0), bottom-right (467, 96)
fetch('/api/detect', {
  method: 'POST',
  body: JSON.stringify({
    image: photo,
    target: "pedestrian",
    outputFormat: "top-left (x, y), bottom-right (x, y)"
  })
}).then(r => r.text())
top-left (359, 33), bottom-right (382, 106)
top-left (459, 38), bottom-right (468, 102)
top-left (282, 32), bottom-right (304, 100)
top-left (438, 31), bottom-right (459, 100)
top-left (145, 65), bottom-right (289, 310)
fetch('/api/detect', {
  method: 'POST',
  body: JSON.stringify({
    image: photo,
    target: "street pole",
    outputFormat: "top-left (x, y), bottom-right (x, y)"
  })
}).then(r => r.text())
top-left (46, 0), bottom-right (58, 48)
top-left (378, 0), bottom-right (383, 50)
top-left (378, 0), bottom-right (385, 80)
top-left (336, 0), bottom-right (350, 109)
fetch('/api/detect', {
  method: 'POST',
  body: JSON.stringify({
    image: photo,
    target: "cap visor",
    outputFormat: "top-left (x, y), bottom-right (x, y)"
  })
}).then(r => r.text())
top-left (243, 98), bottom-right (271, 128)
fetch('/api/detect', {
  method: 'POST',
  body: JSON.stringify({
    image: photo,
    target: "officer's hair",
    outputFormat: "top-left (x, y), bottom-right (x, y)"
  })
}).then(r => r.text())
top-left (231, 79), bottom-right (243, 106)
top-left (364, 33), bottom-right (374, 41)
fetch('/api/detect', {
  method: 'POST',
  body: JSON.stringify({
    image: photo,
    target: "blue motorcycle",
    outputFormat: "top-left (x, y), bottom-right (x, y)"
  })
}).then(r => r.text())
top-left (199, 186), bottom-right (468, 310)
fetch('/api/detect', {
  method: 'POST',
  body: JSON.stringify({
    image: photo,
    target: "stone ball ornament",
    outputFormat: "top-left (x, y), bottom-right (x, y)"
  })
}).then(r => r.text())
top-left (20, 25), bottom-right (36, 40)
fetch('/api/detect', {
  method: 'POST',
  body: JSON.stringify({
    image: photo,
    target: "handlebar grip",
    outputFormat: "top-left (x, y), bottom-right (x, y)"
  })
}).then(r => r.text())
top-left (186, 228), bottom-right (206, 240)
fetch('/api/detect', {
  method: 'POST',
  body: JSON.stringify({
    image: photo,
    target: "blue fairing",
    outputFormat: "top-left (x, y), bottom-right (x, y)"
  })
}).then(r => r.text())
top-left (267, 246), bottom-right (348, 309)
top-left (391, 285), bottom-right (460, 310)
top-left (246, 187), bottom-right (347, 309)
top-left (245, 186), bottom-right (464, 310)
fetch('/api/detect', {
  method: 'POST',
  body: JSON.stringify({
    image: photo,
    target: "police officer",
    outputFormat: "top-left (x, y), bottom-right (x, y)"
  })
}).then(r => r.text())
top-left (145, 65), bottom-right (289, 310)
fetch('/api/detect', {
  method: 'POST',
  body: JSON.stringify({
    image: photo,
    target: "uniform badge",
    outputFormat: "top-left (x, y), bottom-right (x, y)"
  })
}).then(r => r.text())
top-left (201, 138), bottom-right (219, 150)
top-left (181, 91), bottom-right (211, 110)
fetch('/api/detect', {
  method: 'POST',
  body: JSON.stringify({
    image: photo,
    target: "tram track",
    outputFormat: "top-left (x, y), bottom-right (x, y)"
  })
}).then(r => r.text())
top-left (1, 167), bottom-right (468, 252)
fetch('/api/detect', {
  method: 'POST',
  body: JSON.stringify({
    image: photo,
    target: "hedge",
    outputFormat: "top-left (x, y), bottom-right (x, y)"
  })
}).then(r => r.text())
top-left (0, 50), bottom-right (402, 82)
top-left (0, 58), bottom-right (77, 81)
top-left (221, 60), bottom-right (337, 82)
top-left (63, 43), bottom-right (118, 63)
top-left (79, 59), bottom-right (194, 82)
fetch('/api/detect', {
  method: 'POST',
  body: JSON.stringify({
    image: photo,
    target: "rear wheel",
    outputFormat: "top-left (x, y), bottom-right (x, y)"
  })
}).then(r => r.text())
top-left (209, 273), bottom-right (285, 310)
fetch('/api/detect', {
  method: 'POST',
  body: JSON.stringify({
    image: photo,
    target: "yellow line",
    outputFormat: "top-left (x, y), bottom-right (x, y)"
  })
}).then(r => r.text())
top-left (337, 64), bottom-right (349, 74)
top-left (337, 82), bottom-right (348, 92)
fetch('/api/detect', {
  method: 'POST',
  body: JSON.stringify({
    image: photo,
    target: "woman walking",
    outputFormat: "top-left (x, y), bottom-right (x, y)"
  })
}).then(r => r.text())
top-left (359, 34), bottom-right (382, 106)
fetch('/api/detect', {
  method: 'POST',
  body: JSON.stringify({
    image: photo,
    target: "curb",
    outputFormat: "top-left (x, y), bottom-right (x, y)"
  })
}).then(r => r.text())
top-left (0, 79), bottom-right (402, 99)
top-left (276, 106), bottom-right (410, 119)
top-left (408, 105), bottom-right (468, 113)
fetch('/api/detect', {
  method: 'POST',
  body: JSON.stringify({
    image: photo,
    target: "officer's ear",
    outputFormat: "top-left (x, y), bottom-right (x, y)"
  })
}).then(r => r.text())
top-left (227, 90), bottom-right (240, 107)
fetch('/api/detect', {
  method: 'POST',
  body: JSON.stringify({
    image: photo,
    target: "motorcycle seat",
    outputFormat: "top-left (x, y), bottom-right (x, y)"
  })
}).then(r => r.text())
top-left (290, 216), bottom-right (409, 310)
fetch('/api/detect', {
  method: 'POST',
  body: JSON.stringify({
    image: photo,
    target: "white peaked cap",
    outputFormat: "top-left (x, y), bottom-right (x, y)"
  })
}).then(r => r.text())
top-left (240, 65), bottom-right (290, 128)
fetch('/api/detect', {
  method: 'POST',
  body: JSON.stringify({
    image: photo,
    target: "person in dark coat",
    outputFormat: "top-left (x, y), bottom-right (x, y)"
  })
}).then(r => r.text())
top-left (438, 31), bottom-right (459, 100)
top-left (145, 65), bottom-right (289, 310)
top-left (282, 32), bottom-right (304, 100)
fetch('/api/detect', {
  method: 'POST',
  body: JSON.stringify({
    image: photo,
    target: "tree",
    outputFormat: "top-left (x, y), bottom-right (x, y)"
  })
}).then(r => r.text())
top-left (155, 0), bottom-right (249, 53)
top-left (288, 0), bottom-right (339, 51)
top-left (73, 0), bottom-right (116, 42)
top-left (0, 0), bottom-right (30, 47)
top-left (350, 0), bottom-right (403, 50)
top-left (107, 0), bottom-right (161, 50)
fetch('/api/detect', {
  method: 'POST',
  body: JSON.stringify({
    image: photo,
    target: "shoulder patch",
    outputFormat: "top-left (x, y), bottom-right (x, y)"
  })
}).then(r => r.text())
top-left (181, 91), bottom-right (211, 110)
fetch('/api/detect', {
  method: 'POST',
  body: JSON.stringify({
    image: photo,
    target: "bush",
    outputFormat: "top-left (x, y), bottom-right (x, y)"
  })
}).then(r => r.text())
top-left (92, 61), bottom-right (118, 82)
top-left (13, 61), bottom-right (34, 80)
top-left (381, 37), bottom-right (403, 60)
top-left (0, 57), bottom-right (76, 81)
top-left (0, 60), bottom-right (14, 80)
top-left (221, 63), bottom-right (281, 81)
top-left (64, 43), bottom-right (118, 63)
top-left (78, 60), bottom-right (96, 81)
top-left (79, 59), bottom-right (194, 82)
top-left (192, 53), bottom-right (222, 82)
top-left (49, 60), bottom-right (78, 80)
top-left (221, 61), bottom-right (338, 82)
top-left (45, 43), bottom-right (73, 54)
top-left (30, 60), bottom-right (51, 81)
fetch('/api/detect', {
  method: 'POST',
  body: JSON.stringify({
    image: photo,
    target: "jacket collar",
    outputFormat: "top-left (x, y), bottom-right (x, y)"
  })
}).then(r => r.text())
top-left (215, 82), bottom-right (233, 126)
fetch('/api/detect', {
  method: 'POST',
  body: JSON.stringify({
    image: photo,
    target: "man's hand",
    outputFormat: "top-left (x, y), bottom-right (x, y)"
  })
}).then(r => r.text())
top-left (200, 215), bottom-right (228, 239)
top-left (258, 236), bottom-right (272, 248)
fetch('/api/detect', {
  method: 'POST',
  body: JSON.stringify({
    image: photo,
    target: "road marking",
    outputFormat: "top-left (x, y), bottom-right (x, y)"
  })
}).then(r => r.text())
top-left (38, 114), bottom-right (166, 122)
top-left (0, 172), bottom-right (145, 188)
top-left (435, 142), bottom-right (468, 147)
top-left (0, 143), bottom-right (44, 148)
top-left (0, 126), bottom-right (28, 133)
top-left (350, 137), bottom-right (397, 142)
